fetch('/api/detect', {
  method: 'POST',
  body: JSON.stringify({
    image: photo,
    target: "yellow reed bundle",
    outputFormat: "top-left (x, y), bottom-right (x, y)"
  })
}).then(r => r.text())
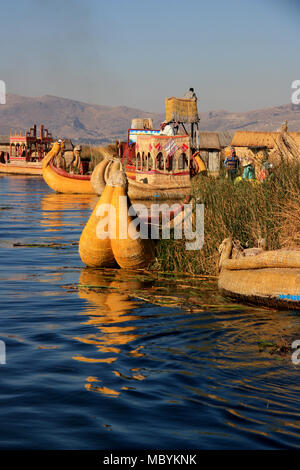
top-left (222, 249), bottom-right (300, 270)
top-left (42, 142), bottom-right (62, 169)
top-left (165, 97), bottom-right (198, 123)
top-left (108, 171), bottom-right (155, 269)
top-left (219, 267), bottom-right (300, 301)
top-left (79, 184), bottom-right (116, 268)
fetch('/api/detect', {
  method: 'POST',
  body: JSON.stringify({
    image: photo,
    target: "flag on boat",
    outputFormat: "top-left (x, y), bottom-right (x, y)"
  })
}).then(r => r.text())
top-left (163, 139), bottom-right (179, 156)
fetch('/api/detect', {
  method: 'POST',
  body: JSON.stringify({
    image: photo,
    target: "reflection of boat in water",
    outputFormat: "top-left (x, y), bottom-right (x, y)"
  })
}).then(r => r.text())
top-left (40, 192), bottom-right (98, 231)
top-left (74, 269), bottom-right (146, 395)
top-left (218, 238), bottom-right (300, 309)
top-left (41, 193), bottom-right (97, 212)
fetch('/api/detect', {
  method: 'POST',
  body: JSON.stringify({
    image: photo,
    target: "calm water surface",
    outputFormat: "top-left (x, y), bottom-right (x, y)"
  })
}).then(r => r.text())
top-left (0, 175), bottom-right (300, 450)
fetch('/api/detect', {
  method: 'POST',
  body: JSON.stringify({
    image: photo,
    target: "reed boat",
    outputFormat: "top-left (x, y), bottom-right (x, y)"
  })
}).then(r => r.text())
top-left (218, 238), bottom-right (300, 309)
top-left (91, 122), bottom-right (206, 200)
top-left (91, 153), bottom-right (193, 201)
top-left (42, 139), bottom-right (199, 199)
top-left (42, 142), bottom-right (95, 194)
top-left (0, 124), bottom-right (53, 176)
top-left (43, 94), bottom-right (207, 198)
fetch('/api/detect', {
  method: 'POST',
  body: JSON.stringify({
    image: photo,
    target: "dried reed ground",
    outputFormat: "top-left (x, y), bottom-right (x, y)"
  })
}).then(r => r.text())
top-left (153, 162), bottom-right (300, 276)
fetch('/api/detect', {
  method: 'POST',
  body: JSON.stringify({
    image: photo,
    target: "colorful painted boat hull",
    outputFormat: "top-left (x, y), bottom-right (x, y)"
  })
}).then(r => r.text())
top-left (43, 161), bottom-right (95, 194)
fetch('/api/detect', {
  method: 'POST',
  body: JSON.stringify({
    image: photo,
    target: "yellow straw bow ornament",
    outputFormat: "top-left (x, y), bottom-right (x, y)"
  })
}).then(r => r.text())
top-left (79, 184), bottom-right (116, 268)
top-left (108, 171), bottom-right (155, 269)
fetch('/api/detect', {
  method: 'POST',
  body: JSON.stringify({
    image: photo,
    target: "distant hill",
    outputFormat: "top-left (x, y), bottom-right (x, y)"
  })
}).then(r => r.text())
top-left (1, 93), bottom-right (300, 144)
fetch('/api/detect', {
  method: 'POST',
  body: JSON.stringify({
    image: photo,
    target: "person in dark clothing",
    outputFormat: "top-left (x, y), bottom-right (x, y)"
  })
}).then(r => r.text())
top-left (224, 148), bottom-right (240, 180)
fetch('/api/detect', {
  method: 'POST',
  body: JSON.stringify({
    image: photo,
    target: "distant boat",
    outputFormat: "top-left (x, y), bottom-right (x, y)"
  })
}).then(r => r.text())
top-left (0, 124), bottom-right (53, 176)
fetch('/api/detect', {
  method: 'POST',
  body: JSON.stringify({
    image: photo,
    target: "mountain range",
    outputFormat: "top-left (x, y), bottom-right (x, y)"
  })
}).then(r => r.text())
top-left (1, 93), bottom-right (300, 144)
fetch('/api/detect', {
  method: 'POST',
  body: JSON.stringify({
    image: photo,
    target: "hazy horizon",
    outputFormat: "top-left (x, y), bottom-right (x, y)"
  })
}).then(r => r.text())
top-left (1, 0), bottom-right (299, 113)
top-left (5, 91), bottom-right (298, 115)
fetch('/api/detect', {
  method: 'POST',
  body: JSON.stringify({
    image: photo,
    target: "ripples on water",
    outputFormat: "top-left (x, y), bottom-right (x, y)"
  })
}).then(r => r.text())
top-left (0, 175), bottom-right (300, 449)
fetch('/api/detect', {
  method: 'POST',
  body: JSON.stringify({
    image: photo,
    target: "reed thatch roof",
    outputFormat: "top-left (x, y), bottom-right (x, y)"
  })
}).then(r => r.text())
top-left (198, 132), bottom-right (220, 150)
top-left (218, 131), bottom-right (234, 148)
top-left (232, 131), bottom-right (300, 149)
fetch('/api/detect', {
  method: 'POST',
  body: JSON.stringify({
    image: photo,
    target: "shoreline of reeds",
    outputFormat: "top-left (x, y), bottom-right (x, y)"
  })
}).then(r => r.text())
top-left (152, 162), bottom-right (300, 276)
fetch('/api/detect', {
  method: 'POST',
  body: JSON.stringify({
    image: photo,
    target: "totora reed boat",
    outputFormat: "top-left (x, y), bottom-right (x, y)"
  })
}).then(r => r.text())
top-left (42, 95), bottom-right (207, 198)
top-left (218, 238), bottom-right (300, 309)
top-left (42, 141), bottom-right (95, 194)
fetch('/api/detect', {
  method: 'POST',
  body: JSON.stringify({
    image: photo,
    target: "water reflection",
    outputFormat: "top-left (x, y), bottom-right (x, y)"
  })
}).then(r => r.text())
top-left (74, 269), bottom-right (147, 396)
top-left (40, 193), bottom-right (97, 231)
top-left (2, 174), bottom-right (300, 448)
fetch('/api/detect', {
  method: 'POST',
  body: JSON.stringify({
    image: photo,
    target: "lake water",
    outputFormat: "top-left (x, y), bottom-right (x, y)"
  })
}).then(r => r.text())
top-left (0, 175), bottom-right (300, 450)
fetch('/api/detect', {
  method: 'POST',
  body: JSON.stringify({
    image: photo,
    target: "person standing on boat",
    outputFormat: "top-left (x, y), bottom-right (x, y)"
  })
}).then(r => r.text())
top-left (183, 88), bottom-right (197, 101)
top-left (224, 147), bottom-right (240, 180)
top-left (160, 120), bottom-right (175, 136)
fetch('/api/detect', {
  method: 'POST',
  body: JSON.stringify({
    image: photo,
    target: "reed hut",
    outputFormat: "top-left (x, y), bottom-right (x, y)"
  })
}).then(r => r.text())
top-left (198, 132), bottom-right (221, 176)
top-left (231, 130), bottom-right (300, 173)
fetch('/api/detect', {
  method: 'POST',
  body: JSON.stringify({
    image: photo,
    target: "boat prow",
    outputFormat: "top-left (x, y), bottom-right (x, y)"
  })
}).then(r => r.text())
top-left (42, 143), bottom-right (95, 194)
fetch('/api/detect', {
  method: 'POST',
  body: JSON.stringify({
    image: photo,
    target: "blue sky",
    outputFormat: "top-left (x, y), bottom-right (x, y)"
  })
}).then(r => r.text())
top-left (0, 0), bottom-right (299, 112)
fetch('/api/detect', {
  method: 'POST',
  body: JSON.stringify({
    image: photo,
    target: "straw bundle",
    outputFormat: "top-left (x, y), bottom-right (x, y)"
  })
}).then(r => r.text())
top-left (90, 158), bottom-right (110, 195)
top-left (79, 183), bottom-right (116, 268)
top-left (222, 249), bottom-right (300, 270)
top-left (108, 171), bottom-right (155, 269)
top-left (127, 181), bottom-right (190, 200)
top-left (219, 237), bottom-right (300, 270)
top-left (165, 97), bottom-right (198, 123)
top-left (219, 268), bottom-right (300, 307)
top-left (218, 238), bottom-right (300, 308)
top-left (270, 130), bottom-right (300, 165)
